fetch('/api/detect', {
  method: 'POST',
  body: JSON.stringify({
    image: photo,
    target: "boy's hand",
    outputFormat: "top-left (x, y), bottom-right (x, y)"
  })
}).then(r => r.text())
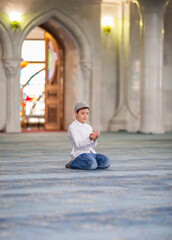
top-left (89, 131), bottom-right (100, 142)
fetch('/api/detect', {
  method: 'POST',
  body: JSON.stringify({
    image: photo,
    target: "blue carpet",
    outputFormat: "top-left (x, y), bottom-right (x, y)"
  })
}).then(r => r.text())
top-left (0, 132), bottom-right (172, 240)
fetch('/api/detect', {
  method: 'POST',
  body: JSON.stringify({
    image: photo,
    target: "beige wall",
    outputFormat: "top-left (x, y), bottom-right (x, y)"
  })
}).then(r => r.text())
top-left (0, 0), bottom-right (172, 133)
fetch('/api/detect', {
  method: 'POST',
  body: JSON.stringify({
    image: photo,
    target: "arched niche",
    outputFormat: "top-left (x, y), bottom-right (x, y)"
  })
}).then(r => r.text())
top-left (3, 8), bottom-right (92, 132)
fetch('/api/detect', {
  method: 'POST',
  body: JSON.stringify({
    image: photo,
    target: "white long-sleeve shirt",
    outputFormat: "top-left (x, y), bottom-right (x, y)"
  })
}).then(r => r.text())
top-left (68, 119), bottom-right (97, 160)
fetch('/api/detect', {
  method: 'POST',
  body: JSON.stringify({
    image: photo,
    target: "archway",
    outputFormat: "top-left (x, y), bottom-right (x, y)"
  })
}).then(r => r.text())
top-left (0, 9), bottom-right (92, 133)
top-left (20, 26), bottom-right (64, 131)
top-left (18, 10), bottom-right (92, 131)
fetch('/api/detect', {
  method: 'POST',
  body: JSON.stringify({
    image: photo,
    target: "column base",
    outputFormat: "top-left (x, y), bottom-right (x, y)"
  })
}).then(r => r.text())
top-left (109, 105), bottom-right (139, 132)
top-left (139, 125), bottom-right (164, 134)
top-left (5, 123), bottom-right (21, 133)
top-left (109, 106), bottom-right (127, 131)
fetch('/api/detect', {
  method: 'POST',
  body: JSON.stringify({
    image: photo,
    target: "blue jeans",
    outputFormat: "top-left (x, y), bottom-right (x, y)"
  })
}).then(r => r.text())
top-left (66, 153), bottom-right (110, 170)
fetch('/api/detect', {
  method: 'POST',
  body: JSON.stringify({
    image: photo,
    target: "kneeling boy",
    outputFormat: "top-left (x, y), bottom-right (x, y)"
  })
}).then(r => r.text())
top-left (65, 101), bottom-right (110, 170)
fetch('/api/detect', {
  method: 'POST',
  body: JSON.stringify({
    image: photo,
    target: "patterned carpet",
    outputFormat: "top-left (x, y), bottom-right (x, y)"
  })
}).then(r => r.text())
top-left (0, 131), bottom-right (172, 240)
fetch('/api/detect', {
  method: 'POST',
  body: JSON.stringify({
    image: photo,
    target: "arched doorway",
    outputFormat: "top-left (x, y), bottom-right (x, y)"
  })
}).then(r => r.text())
top-left (0, 9), bottom-right (93, 133)
top-left (20, 27), bottom-right (64, 131)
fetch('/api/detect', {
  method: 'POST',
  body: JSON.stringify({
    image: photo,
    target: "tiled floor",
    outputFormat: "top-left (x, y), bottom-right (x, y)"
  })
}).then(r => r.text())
top-left (0, 131), bottom-right (172, 240)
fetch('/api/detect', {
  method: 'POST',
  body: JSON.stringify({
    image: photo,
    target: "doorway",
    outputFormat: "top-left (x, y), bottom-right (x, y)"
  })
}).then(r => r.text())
top-left (20, 27), bottom-right (64, 131)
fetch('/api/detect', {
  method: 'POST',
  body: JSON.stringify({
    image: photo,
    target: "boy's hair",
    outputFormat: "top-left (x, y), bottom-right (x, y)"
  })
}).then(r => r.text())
top-left (76, 107), bottom-right (89, 114)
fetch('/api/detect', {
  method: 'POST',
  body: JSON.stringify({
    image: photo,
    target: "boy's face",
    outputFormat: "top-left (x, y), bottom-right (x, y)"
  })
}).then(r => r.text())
top-left (74, 108), bottom-right (89, 124)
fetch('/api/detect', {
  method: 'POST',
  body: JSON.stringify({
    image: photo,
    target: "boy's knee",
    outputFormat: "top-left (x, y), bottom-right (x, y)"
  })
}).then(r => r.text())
top-left (98, 155), bottom-right (111, 169)
top-left (104, 157), bottom-right (111, 168)
top-left (87, 159), bottom-right (97, 170)
top-left (79, 153), bottom-right (97, 170)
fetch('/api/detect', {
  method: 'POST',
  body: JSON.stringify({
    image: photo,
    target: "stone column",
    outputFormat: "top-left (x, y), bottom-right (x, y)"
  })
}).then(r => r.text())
top-left (80, 60), bottom-right (92, 107)
top-left (3, 58), bottom-right (21, 133)
top-left (109, 2), bottom-right (132, 132)
top-left (138, 0), bottom-right (168, 133)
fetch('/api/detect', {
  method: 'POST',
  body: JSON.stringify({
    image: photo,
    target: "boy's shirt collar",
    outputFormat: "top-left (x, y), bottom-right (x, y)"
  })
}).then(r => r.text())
top-left (75, 119), bottom-right (85, 126)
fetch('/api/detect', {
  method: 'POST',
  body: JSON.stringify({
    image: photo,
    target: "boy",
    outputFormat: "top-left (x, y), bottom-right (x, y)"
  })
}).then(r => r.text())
top-left (65, 101), bottom-right (110, 170)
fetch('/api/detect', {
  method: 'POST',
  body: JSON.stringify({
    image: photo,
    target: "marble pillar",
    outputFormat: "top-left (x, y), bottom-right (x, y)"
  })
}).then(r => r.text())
top-left (109, 2), bottom-right (130, 132)
top-left (3, 59), bottom-right (21, 133)
top-left (138, 0), bottom-right (168, 133)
